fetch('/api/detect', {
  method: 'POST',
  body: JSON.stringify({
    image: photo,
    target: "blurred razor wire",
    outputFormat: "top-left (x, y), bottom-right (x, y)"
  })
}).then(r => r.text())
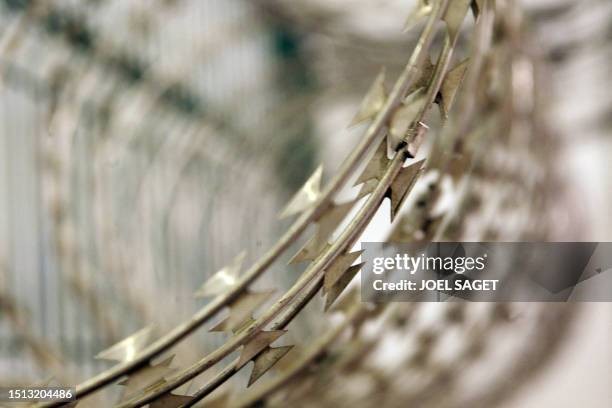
top-left (0, 0), bottom-right (324, 381)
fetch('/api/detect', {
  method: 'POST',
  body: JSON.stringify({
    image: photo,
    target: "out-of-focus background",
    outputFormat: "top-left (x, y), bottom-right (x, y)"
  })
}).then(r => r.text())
top-left (0, 0), bottom-right (610, 406)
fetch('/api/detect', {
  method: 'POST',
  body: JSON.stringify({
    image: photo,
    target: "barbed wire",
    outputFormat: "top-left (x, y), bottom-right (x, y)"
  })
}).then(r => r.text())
top-left (0, 0), bottom-right (583, 407)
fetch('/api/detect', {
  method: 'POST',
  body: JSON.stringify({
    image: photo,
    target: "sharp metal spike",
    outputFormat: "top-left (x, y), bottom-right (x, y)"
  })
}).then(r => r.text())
top-left (356, 179), bottom-right (380, 199)
top-left (233, 317), bottom-right (257, 335)
top-left (403, 0), bottom-right (434, 32)
top-left (389, 160), bottom-right (426, 222)
top-left (324, 250), bottom-right (364, 292)
top-left (443, 0), bottom-right (472, 42)
top-left (317, 200), bottom-right (357, 242)
top-left (325, 264), bottom-right (363, 312)
top-left (279, 166), bottom-right (323, 219)
top-left (209, 318), bottom-right (230, 333)
top-left (237, 330), bottom-right (287, 368)
top-left (118, 356), bottom-right (176, 401)
top-left (470, 0), bottom-right (483, 17)
top-left (389, 89), bottom-right (426, 151)
top-left (209, 290), bottom-right (274, 333)
top-left (95, 326), bottom-right (153, 363)
top-left (288, 238), bottom-right (330, 265)
top-left (439, 59), bottom-right (470, 119)
top-left (247, 345), bottom-right (294, 387)
top-left (288, 200), bottom-right (356, 265)
top-left (414, 56), bottom-right (436, 90)
top-left (149, 392), bottom-right (193, 408)
top-left (329, 287), bottom-right (360, 315)
top-left (354, 137), bottom-right (389, 186)
top-left (350, 68), bottom-right (387, 126)
top-left (194, 251), bottom-right (246, 299)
